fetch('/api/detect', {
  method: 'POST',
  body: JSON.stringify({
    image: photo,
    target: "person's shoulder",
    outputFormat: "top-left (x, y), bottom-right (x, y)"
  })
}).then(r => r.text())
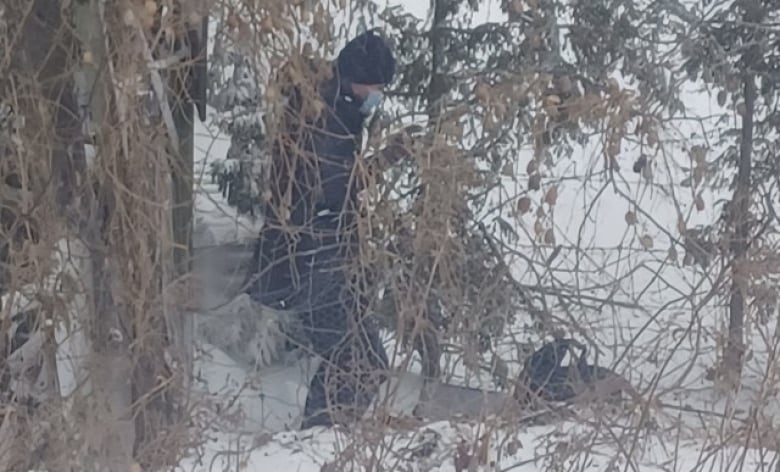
top-left (267, 53), bottom-right (338, 132)
top-left (272, 54), bottom-right (336, 116)
top-left (274, 54), bottom-right (333, 90)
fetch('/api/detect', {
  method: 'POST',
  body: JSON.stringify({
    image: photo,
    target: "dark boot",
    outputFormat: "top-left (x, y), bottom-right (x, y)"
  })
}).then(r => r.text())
top-left (301, 328), bottom-right (388, 429)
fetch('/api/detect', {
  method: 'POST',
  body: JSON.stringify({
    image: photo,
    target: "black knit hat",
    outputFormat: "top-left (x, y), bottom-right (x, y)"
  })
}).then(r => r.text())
top-left (337, 29), bottom-right (396, 86)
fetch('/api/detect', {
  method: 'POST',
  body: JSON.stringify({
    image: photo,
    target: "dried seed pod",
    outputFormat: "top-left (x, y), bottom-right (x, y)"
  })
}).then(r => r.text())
top-left (695, 193), bottom-right (705, 211)
top-left (544, 228), bottom-right (555, 245)
top-left (625, 211), bottom-right (638, 225)
top-left (506, 439), bottom-right (522, 456)
top-left (475, 82), bottom-right (491, 104)
top-left (693, 165), bottom-right (704, 187)
top-left (280, 206), bottom-right (290, 222)
top-left (142, 0), bottom-right (157, 27)
top-left (502, 161), bottom-right (514, 176)
top-left (647, 130), bottom-right (658, 148)
top-left (534, 219), bottom-right (544, 237)
top-left (528, 173), bottom-right (541, 191)
top-left (639, 234), bottom-right (654, 249)
top-left (668, 245), bottom-right (678, 264)
top-left (641, 161), bottom-right (653, 180)
top-left (726, 75), bottom-right (740, 92)
top-left (516, 196), bottom-right (532, 215)
top-left (689, 145), bottom-right (706, 164)
top-left (607, 140), bottom-right (620, 158)
top-left (543, 94), bottom-right (561, 116)
top-left (702, 67), bottom-right (713, 83)
top-left (632, 155), bottom-right (647, 174)
top-left (260, 14), bottom-right (274, 32)
top-left (526, 159), bottom-right (538, 175)
top-left (544, 185), bottom-right (558, 206)
top-left (509, 0), bottom-right (524, 14)
top-left (609, 156), bottom-right (620, 171)
top-left (543, 94), bottom-right (562, 107)
top-left (607, 78), bottom-right (620, 94)
top-left (717, 90), bottom-right (727, 107)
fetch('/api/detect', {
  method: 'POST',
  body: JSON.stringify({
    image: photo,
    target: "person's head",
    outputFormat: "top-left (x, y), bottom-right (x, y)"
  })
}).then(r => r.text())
top-left (336, 29), bottom-right (396, 114)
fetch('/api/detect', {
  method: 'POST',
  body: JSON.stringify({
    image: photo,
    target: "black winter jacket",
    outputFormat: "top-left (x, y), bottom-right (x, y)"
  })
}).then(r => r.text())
top-left (249, 61), bottom-right (368, 307)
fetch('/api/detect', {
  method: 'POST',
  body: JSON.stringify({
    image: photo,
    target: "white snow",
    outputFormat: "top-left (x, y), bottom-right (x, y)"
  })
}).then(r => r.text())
top-left (176, 2), bottom-right (780, 470)
top-left (183, 98), bottom-right (780, 469)
top-left (0, 3), bottom-right (775, 471)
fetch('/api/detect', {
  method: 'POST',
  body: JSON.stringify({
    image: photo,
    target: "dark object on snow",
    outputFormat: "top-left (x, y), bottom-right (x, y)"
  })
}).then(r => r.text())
top-left (632, 155), bottom-right (647, 174)
top-left (514, 338), bottom-right (631, 405)
top-left (243, 30), bottom-right (397, 430)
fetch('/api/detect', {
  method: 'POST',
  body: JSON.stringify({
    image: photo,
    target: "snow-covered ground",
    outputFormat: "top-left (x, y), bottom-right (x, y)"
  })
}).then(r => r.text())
top-left (179, 99), bottom-right (780, 470)
top-left (177, 0), bottom-right (780, 468)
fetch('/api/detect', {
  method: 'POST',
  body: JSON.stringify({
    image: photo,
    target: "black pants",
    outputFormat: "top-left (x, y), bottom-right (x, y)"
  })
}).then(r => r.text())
top-left (301, 319), bottom-right (389, 429)
top-left (247, 216), bottom-right (389, 428)
top-left (296, 226), bottom-right (388, 429)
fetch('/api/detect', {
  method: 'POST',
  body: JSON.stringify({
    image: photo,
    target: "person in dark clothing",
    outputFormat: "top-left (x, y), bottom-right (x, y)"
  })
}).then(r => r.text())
top-left (245, 30), bottom-right (397, 429)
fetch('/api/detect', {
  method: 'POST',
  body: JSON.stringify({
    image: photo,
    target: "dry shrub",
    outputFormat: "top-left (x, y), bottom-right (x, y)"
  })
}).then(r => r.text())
top-left (2, 0), bottom-right (779, 471)
top-left (1, 0), bottom-right (209, 469)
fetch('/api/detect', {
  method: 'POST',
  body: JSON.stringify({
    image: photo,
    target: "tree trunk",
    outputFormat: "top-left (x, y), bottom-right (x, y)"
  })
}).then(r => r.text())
top-left (411, 0), bottom-right (456, 411)
top-left (426, 0), bottom-right (451, 124)
top-left (3, 0), bottom-right (136, 469)
top-left (170, 54), bottom-right (196, 375)
top-left (132, 7), bottom-right (202, 462)
top-left (722, 75), bottom-right (754, 383)
top-left (722, 0), bottom-right (761, 385)
top-left (71, 2), bottom-right (136, 469)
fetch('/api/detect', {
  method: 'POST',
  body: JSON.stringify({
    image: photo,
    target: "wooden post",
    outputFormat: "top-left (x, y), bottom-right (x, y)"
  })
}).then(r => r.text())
top-left (161, 2), bottom-right (208, 415)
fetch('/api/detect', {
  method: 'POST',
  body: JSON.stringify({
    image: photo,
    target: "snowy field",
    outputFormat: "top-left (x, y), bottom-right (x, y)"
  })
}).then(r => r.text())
top-left (176, 102), bottom-right (780, 470)
top-left (0, 1), bottom-right (776, 471)
top-left (172, 1), bottom-right (780, 470)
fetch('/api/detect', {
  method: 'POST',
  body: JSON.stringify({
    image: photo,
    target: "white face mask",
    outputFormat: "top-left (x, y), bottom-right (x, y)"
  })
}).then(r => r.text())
top-left (359, 90), bottom-right (384, 115)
